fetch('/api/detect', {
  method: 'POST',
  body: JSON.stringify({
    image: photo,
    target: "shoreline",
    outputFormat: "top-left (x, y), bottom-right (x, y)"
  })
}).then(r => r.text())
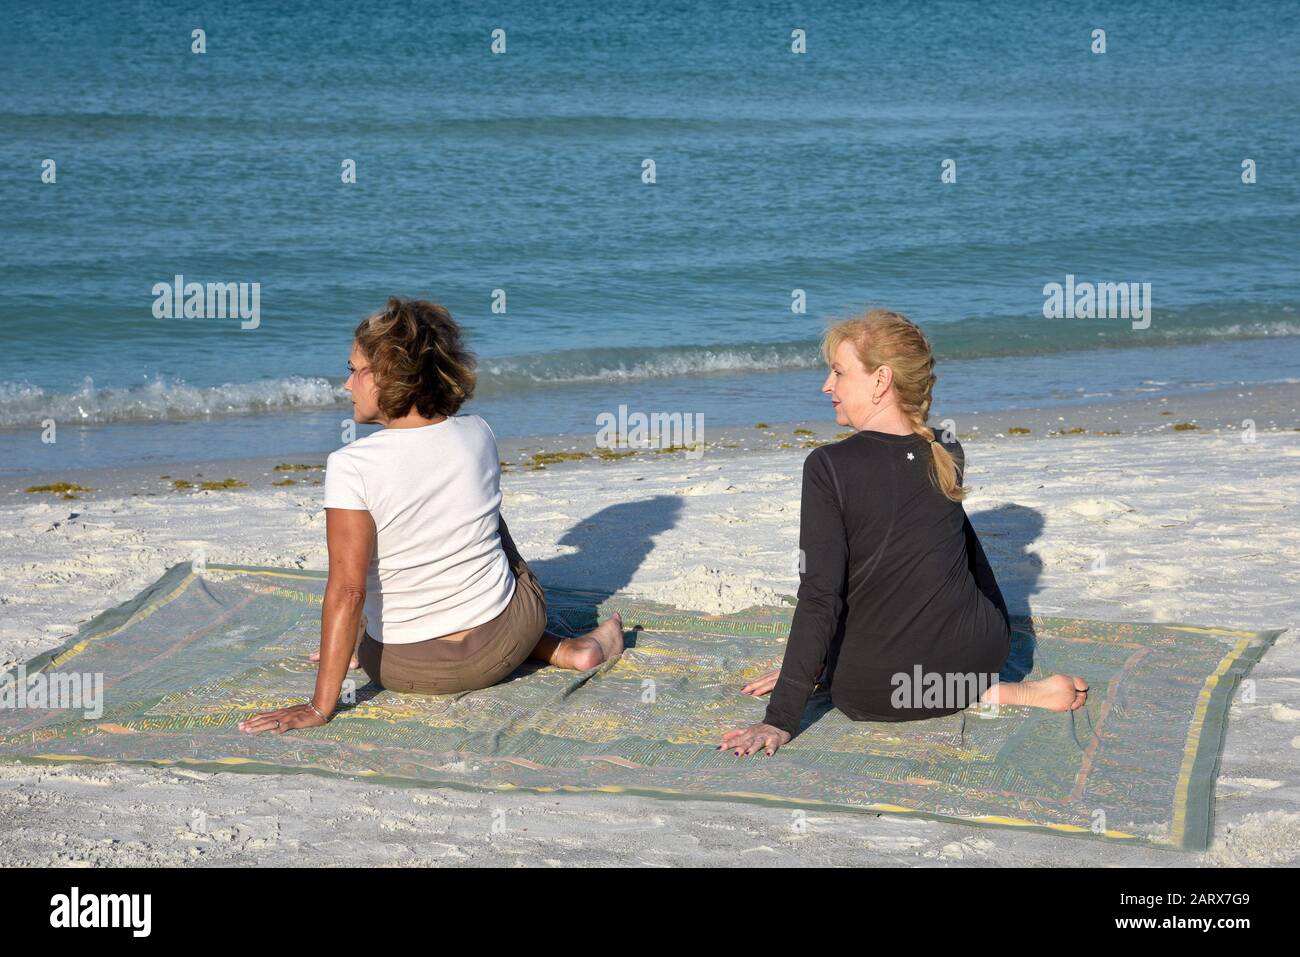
top-left (4, 330), bottom-right (1300, 478)
top-left (8, 380), bottom-right (1299, 503)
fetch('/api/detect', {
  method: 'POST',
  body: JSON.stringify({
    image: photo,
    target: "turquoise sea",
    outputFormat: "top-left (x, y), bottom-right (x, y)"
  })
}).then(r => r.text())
top-left (2, 0), bottom-right (1297, 472)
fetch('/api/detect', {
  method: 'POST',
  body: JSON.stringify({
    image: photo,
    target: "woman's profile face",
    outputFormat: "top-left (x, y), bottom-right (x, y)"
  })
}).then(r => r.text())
top-left (821, 339), bottom-right (876, 429)
top-left (344, 341), bottom-right (382, 424)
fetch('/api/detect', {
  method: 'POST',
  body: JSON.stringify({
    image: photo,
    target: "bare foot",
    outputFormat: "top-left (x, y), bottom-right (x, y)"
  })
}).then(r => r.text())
top-left (309, 613), bottom-right (366, 669)
top-left (536, 613), bottom-right (624, 671)
top-left (309, 649), bottom-right (360, 669)
top-left (587, 611), bottom-right (624, 661)
top-left (980, 674), bottom-right (1088, 712)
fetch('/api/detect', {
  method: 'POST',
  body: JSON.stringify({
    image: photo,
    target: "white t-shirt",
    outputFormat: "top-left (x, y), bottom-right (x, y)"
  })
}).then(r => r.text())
top-left (322, 414), bottom-right (516, 644)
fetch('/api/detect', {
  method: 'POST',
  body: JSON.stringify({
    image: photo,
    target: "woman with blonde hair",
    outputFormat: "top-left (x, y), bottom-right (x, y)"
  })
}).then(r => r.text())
top-left (239, 297), bottom-right (624, 735)
top-left (721, 310), bottom-right (1088, 757)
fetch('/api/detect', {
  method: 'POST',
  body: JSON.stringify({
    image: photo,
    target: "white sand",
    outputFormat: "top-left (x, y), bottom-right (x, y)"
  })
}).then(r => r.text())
top-left (2, 423), bottom-right (1299, 866)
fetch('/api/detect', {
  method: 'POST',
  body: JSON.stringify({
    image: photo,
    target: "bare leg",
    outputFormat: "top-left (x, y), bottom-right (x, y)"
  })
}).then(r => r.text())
top-left (980, 673), bottom-right (1088, 711)
top-left (530, 612), bottom-right (624, 671)
top-left (497, 515), bottom-right (624, 671)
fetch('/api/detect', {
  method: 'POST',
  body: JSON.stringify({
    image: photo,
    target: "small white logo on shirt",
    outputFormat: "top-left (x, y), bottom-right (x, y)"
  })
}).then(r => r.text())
top-left (906, 452), bottom-right (915, 460)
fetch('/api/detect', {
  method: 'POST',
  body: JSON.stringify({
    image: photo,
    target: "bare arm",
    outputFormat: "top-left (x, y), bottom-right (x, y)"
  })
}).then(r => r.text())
top-left (237, 505), bottom-right (375, 735)
top-left (314, 507), bottom-right (376, 717)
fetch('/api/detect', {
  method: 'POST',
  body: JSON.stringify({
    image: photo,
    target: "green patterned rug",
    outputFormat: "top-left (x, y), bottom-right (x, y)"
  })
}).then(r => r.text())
top-left (0, 563), bottom-right (1282, 851)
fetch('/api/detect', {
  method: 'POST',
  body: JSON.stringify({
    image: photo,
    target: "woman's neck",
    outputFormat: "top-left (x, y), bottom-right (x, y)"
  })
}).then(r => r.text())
top-left (382, 411), bottom-right (448, 430)
top-left (853, 403), bottom-right (913, 436)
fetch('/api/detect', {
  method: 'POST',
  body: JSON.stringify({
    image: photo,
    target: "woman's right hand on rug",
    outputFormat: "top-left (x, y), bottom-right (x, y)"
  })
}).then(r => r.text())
top-left (741, 669), bottom-right (781, 696)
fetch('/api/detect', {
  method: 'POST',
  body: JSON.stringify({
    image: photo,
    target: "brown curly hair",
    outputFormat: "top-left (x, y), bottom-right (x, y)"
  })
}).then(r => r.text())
top-left (353, 297), bottom-right (476, 419)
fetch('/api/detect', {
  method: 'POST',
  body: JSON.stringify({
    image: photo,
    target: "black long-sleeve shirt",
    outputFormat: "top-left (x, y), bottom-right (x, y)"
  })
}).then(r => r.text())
top-left (764, 431), bottom-right (1012, 737)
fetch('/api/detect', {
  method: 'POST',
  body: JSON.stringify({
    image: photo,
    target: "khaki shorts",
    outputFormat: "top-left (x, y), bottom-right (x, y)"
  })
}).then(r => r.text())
top-left (358, 519), bottom-right (547, 696)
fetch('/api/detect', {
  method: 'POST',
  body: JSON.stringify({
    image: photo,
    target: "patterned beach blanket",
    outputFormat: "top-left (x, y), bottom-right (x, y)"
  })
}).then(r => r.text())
top-left (0, 563), bottom-right (1282, 850)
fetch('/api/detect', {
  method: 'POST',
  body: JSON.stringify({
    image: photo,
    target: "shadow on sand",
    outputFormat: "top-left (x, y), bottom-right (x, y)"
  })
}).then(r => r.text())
top-left (969, 504), bottom-right (1047, 683)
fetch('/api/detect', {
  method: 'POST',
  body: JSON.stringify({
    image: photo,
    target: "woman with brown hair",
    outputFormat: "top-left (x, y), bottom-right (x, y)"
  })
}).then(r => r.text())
top-left (239, 297), bottom-right (623, 735)
top-left (720, 310), bottom-right (1089, 758)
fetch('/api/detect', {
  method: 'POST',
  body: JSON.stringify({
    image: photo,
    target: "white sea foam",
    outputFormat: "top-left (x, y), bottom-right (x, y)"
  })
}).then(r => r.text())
top-left (0, 375), bottom-right (346, 428)
top-left (479, 343), bottom-right (823, 387)
top-left (4, 318), bottom-right (1299, 429)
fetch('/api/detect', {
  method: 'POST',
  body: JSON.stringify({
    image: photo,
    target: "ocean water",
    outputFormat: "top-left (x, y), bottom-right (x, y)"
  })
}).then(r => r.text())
top-left (1, 0), bottom-right (1298, 473)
